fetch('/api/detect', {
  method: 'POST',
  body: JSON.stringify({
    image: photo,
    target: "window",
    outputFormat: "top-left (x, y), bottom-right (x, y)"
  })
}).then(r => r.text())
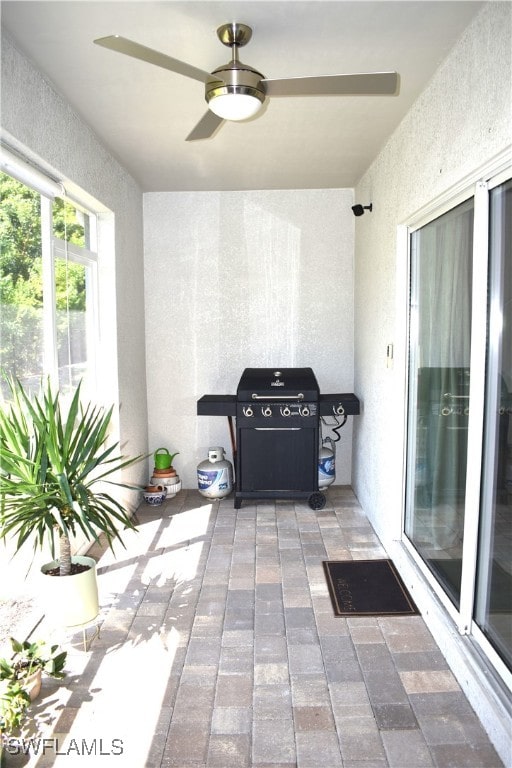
top-left (0, 172), bottom-right (98, 398)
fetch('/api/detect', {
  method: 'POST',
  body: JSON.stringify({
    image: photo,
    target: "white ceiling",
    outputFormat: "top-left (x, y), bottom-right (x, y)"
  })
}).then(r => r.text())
top-left (1, 1), bottom-right (483, 192)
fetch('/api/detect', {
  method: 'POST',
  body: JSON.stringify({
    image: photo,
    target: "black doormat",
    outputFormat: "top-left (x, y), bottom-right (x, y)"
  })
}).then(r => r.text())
top-left (323, 559), bottom-right (420, 617)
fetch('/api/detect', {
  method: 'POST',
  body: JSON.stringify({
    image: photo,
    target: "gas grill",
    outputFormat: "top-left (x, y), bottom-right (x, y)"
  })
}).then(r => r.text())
top-left (198, 367), bottom-right (359, 509)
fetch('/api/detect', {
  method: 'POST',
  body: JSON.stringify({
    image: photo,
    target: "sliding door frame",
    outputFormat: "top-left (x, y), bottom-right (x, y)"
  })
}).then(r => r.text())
top-left (398, 149), bottom-right (512, 691)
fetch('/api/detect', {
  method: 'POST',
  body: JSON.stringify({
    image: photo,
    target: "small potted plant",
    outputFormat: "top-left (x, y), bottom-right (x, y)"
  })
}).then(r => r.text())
top-left (0, 637), bottom-right (67, 742)
top-left (0, 375), bottom-right (144, 627)
top-left (0, 637), bottom-right (67, 697)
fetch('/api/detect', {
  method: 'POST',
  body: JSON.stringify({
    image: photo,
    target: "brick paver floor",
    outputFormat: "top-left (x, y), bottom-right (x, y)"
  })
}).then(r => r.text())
top-left (3, 488), bottom-right (504, 767)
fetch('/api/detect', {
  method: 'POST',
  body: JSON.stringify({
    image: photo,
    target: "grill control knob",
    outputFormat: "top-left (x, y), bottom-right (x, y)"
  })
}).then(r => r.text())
top-left (281, 406), bottom-right (291, 417)
top-left (300, 405), bottom-right (310, 417)
top-left (243, 406), bottom-right (254, 417)
top-left (262, 406), bottom-right (272, 417)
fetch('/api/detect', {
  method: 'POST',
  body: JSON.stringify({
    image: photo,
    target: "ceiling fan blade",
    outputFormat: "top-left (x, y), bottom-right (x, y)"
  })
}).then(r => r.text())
top-left (186, 111), bottom-right (225, 142)
top-left (94, 35), bottom-right (215, 84)
top-left (263, 71), bottom-right (399, 97)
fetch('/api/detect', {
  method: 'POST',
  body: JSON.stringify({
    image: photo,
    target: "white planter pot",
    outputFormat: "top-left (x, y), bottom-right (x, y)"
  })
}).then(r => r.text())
top-left (41, 555), bottom-right (99, 627)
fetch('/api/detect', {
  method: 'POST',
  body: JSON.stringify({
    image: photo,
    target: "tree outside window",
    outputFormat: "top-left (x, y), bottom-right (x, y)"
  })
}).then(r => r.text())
top-left (0, 172), bottom-right (97, 397)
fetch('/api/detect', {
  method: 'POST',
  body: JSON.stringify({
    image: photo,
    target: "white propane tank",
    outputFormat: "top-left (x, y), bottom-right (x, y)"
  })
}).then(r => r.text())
top-left (318, 437), bottom-right (335, 488)
top-left (197, 447), bottom-right (233, 499)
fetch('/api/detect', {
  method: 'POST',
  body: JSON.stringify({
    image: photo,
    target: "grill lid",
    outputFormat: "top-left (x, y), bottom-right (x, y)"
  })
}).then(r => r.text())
top-left (237, 367), bottom-right (320, 401)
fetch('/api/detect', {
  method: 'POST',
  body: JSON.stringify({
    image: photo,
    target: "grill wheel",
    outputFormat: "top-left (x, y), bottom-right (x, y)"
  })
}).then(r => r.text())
top-left (308, 492), bottom-right (326, 510)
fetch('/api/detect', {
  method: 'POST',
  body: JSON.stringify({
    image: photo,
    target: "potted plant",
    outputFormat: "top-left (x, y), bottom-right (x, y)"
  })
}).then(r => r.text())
top-left (0, 637), bottom-right (67, 695)
top-left (0, 375), bottom-right (144, 627)
top-left (0, 637), bottom-right (66, 759)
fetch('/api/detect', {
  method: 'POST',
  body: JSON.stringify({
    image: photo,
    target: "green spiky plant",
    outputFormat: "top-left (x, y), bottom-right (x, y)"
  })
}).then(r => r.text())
top-left (0, 375), bottom-right (144, 576)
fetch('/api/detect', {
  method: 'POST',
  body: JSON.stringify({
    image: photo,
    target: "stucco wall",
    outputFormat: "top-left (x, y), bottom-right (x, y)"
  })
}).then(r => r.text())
top-left (1, 33), bottom-right (148, 496)
top-left (143, 189), bottom-right (355, 488)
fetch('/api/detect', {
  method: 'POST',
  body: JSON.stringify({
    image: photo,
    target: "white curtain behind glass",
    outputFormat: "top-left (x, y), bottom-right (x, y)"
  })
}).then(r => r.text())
top-left (418, 200), bottom-right (473, 368)
top-left (408, 198), bottom-right (474, 566)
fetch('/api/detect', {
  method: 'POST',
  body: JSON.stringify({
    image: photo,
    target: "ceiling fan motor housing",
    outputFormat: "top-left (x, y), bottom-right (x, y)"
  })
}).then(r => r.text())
top-left (206, 23), bottom-right (265, 118)
top-left (205, 61), bottom-right (266, 113)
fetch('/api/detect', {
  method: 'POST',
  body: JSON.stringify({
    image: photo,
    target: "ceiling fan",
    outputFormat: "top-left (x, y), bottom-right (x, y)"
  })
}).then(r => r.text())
top-left (94, 22), bottom-right (400, 142)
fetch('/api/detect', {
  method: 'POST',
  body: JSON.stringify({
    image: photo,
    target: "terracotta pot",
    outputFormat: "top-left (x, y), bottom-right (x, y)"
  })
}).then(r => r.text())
top-left (25, 669), bottom-right (42, 701)
top-left (152, 467), bottom-right (176, 476)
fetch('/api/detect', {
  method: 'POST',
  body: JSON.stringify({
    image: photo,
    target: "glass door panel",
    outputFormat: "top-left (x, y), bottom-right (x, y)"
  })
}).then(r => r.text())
top-left (405, 199), bottom-right (474, 608)
top-left (475, 179), bottom-right (512, 667)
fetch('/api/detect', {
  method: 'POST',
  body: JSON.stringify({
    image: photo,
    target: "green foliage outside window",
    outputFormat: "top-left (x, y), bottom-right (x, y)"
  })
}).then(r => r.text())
top-left (0, 172), bottom-right (89, 389)
top-left (0, 172), bottom-right (42, 299)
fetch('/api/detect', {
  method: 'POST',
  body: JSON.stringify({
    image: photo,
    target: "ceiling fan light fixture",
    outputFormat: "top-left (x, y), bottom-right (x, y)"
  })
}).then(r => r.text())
top-left (206, 86), bottom-right (264, 121)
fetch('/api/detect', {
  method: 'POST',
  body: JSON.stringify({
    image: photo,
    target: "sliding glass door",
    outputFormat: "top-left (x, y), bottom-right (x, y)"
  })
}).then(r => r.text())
top-left (474, 179), bottom-right (511, 669)
top-left (405, 198), bottom-right (474, 607)
top-left (405, 175), bottom-right (511, 677)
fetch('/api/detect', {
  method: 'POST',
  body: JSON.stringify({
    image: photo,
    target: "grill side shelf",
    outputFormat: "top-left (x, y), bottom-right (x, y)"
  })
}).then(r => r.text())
top-left (197, 395), bottom-right (237, 416)
top-left (319, 393), bottom-right (360, 416)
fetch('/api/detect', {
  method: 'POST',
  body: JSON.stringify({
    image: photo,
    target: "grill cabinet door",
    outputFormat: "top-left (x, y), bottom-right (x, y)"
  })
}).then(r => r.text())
top-left (237, 427), bottom-right (317, 492)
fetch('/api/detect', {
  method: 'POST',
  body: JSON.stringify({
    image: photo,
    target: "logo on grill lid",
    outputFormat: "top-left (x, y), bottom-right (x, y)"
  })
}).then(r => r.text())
top-left (271, 371), bottom-right (284, 387)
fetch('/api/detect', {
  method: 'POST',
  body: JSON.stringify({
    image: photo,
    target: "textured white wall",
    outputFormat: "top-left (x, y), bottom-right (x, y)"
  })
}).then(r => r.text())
top-left (353, 3), bottom-right (511, 759)
top-left (1, 33), bottom-right (148, 497)
top-left (143, 189), bottom-right (354, 488)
